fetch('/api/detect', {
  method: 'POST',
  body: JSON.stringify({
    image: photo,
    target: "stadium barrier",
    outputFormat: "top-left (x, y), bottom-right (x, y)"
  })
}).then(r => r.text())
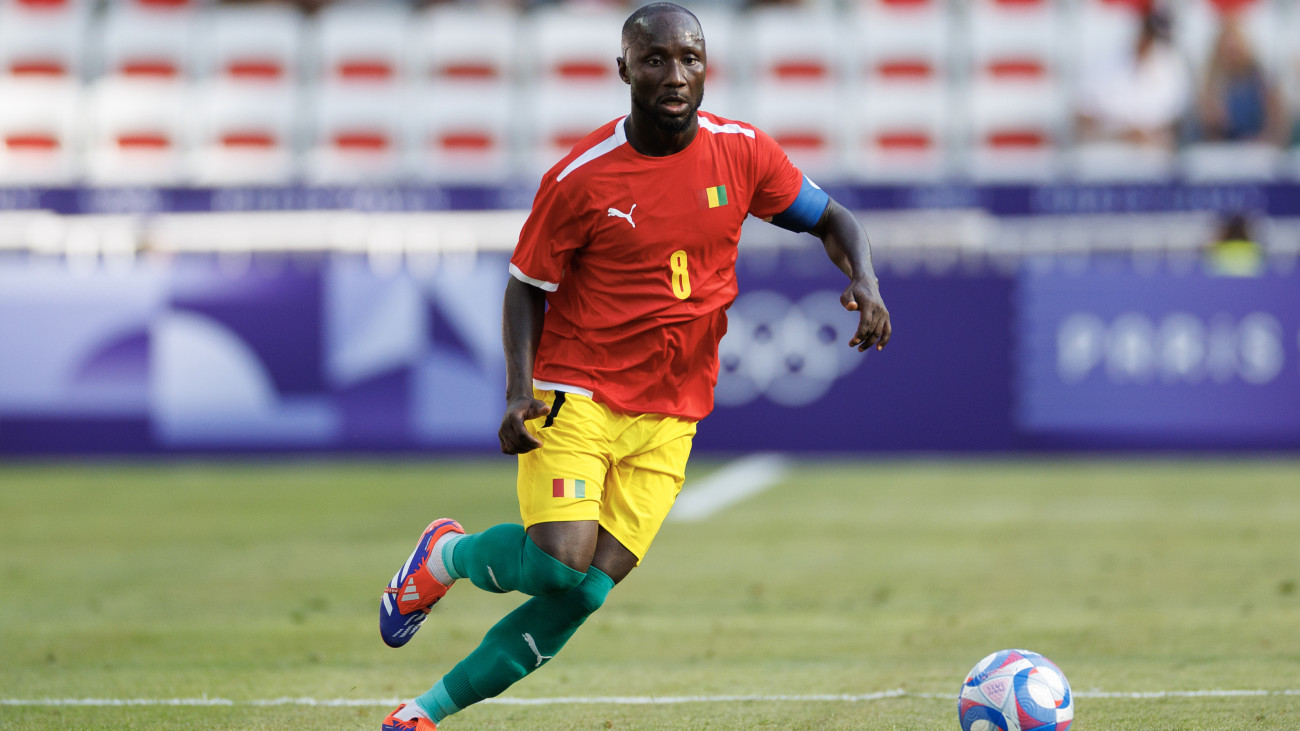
top-left (1, 183), bottom-right (1298, 454)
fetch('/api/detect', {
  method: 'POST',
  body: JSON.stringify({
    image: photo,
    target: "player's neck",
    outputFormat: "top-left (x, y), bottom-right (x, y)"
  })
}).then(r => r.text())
top-left (623, 114), bottom-right (698, 157)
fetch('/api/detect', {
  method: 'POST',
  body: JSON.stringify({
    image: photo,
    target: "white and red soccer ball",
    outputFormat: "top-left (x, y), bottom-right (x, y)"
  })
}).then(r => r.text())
top-left (959, 649), bottom-right (1073, 731)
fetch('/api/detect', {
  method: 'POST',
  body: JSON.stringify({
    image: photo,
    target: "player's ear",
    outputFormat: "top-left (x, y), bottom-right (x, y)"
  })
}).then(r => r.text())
top-left (617, 56), bottom-right (630, 84)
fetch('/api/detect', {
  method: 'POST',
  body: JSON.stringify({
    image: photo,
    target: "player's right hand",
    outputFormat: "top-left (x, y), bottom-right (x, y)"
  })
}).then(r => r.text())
top-left (498, 397), bottom-right (550, 455)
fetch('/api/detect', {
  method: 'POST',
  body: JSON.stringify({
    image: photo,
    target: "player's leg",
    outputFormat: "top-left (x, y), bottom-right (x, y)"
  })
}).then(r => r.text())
top-left (425, 414), bottom-right (698, 721)
top-left (378, 390), bottom-right (602, 649)
top-left (407, 520), bottom-right (616, 725)
top-left (384, 391), bottom-right (614, 728)
top-left (382, 527), bottom-right (635, 730)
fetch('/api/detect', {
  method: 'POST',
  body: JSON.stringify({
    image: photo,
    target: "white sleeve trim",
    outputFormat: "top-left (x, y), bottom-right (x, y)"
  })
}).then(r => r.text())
top-left (509, 263), bottom-right (559, 292)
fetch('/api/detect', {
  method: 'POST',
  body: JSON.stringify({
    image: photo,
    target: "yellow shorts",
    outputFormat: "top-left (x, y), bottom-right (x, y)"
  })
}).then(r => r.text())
top-left (517, 388), bottom-right (696, 562)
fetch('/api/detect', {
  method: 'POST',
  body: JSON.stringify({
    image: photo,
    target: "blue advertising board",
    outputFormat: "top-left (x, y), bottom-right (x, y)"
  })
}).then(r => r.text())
top-left (1015, 266), bottom-right (1300, 449)
top-left (1, 251), bottom-right (1297, 454)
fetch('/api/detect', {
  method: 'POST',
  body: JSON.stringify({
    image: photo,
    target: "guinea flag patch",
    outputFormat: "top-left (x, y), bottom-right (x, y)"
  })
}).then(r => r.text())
top-left (552, 478), bottom-right (586, 499)
top-left (703, 184), bottom-right (728, 208)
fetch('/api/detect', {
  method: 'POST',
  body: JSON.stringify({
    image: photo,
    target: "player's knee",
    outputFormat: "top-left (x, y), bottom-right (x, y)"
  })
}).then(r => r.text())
top-left (563, 567), bottom-right (614, 617)
top-left (521, 537), bottom-right (587, 595)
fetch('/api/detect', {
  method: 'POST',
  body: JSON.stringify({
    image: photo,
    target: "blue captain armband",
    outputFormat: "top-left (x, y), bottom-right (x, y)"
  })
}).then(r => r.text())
top-left (766, 176), bottom-right (830, 233)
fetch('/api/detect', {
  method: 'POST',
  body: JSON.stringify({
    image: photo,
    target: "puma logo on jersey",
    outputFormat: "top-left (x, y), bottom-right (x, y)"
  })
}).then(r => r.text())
top-left (607, 204), bottom-right (636, 228)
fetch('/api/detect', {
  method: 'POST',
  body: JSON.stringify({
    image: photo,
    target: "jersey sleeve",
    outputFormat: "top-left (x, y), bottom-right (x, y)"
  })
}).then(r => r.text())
top-left (746, 126), bottom-right (806, 221)
top-left (509, 175), bottom-right (588, 291)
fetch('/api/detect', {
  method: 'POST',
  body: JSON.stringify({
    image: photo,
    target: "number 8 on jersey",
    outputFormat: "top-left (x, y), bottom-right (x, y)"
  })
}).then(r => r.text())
top-left (670, 250), bottom-right (691, 300)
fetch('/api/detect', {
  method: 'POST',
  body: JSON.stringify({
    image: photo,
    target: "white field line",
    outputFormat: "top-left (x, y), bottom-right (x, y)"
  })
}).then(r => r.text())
top-left (669, 453), bottom-right (790, 523)
top-left (3, 690), bottom-right (1298, 707)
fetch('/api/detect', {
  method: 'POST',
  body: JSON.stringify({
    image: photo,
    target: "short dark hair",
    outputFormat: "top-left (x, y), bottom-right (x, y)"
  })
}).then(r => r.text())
top-left (621, 2), bottom-right (701, 55)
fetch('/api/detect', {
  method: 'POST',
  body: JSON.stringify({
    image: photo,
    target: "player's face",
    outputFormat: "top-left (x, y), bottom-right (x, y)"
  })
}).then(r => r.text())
top-left (619, 13), bottom-right (706, 135)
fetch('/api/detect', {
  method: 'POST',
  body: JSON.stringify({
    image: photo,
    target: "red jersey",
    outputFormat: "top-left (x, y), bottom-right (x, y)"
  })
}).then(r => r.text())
top-left (509, 111), bottom-right (805, 420)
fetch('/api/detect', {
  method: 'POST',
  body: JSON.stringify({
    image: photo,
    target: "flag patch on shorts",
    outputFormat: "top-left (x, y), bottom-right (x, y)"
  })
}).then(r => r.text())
top-left (552, 478), bottom-right (586, 499)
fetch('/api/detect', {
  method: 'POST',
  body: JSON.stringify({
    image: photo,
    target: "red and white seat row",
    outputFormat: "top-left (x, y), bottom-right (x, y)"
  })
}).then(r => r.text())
top-left (1, 0), bottom-right (1297, 185)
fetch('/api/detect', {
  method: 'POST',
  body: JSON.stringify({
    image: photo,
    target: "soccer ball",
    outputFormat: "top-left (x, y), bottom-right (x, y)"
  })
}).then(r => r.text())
top-left (958, 649), bottom-right (1073, 731)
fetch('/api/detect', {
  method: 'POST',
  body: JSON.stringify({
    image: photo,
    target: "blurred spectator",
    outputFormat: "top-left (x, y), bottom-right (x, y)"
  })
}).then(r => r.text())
top-left (1192, 17), bottom-right (1289, 146)
top-left (1075, 10), bottom-right (1191, 151)
top-left (1204, 211), bottom-right (1263, 277)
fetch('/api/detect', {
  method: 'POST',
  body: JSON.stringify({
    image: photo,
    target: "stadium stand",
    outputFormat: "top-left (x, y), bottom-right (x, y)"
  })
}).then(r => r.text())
top-left (747, 6), bottom-right (842, 177)
top-left (0, 0), bottom-right (1294, 185)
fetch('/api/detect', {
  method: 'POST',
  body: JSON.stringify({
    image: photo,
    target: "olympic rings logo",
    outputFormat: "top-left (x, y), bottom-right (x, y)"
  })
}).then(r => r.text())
top-left (715, 290), bottom-right (864, 408)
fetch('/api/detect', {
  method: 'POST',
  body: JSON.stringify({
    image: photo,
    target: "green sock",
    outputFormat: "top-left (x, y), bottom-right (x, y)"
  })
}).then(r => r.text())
top-left (447, 524), bottom-right (585, 596)
top-left (427, 566), bottom-right (615, 714)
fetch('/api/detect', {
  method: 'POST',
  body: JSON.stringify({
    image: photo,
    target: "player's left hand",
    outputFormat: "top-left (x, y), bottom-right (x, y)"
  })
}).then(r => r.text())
top-left (841, 278), bottom-right (891, 352)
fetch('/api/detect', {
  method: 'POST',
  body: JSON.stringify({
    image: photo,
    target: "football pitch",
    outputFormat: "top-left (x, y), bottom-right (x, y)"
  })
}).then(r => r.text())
top-left (1, 458), bottom-right (1297, 730)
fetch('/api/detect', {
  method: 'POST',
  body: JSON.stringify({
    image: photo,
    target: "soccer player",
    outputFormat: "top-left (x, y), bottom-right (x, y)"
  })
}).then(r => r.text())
top-left (380, 4), bottom-right (890, 728)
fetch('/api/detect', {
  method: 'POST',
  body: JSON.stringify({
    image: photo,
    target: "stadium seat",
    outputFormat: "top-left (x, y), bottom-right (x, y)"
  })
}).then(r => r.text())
top-left (409, 5), bottom-right (517, 90)
top-left (845, 0), bottom-right (950, 93)
top-left (845, 86), bottom-right (950, 182)
top-left (85, 77), bottom-right (192, 185)
top-left (190, 81), bottom-right (298, 186)
top-left (97, 3), bottom-right (200, 80)
top-left (305, 86), bottom-right (408, 185)
top-left (197, 4), bottom-right (303, 86)
top-left (525, 87), bottom-right (625, 178)
top-left (311, 3), bottom-right (410, 87)
top-left (747, 7), bottom-right (840, 92)
top-left (0, 1), bottom-right (91, 79)
top-left (0, 78), bottom-right (81, 184)
top-left (410, 87), bottom-right (514, 184)
top-left (965, 83), bottom-right (1066, 181)
top-left (751, 88), bottom-right (842, 181)
top-left (525, 6), bottom-right (624, 91)
top-left (963, 0), bottom-right (1065, 181)
top-left (966, 0), bottom-right (1061, 86)
top-left (520, 7), bottom-right (625, 175)
top-left (1180, 141), bottom-right (1283, 181)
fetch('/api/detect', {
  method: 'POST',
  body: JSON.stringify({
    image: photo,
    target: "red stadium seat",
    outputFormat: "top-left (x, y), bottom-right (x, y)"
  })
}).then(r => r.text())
top-left (966, 81), bottom-right (1064, 181)
top-left (410, 6), bottom-right (517, 88)
top-left (411, 88), bottom-right (514, 183)
top-left (0, 78), bottom-right (82, 184)
top-left (751, 88), bottom-right (841, 181)
top-left (191, 81), bottom-right (297, 185)
top-left (198, 4), bottom-right (302, 86)
top-left (748, 8), bottom-right (839, 91)
top-left (527, 7), bottom-right (624, 89)
top-left (312, 4), bottom-right (410, 88)
top-left (0, 0), bottom-right (90, 79)
top-left (848, 0), bottom-right (950, 90)
top-left (847, 87), bottom-right (950, 182)
top-left (967, 0), bottom-right (1060, 84)
top-left (306, 86), bottom-right (408, 184)
top-left (85, 78), bottom-right (191, 185)
top-left (97, 3), bottom-right (199, 80)
top-left (526, 89), bottom-right (624, 178)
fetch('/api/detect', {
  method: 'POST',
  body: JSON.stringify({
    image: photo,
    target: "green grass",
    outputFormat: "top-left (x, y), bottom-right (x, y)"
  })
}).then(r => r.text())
top-left (1, 458), bottom-right (1298, 730)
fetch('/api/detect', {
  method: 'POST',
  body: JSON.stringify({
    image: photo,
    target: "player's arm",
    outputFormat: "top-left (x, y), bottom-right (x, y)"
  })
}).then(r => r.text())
top-left (769, 181), bottom-right (892, 352)
top-left (499, 276), bottom-right (550, 454)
